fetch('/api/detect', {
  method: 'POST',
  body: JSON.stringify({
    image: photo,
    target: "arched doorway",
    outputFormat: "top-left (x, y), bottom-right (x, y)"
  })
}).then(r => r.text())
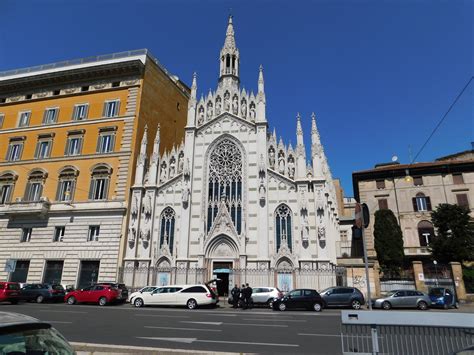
top-left (205, 234), bottom-right (239, 297)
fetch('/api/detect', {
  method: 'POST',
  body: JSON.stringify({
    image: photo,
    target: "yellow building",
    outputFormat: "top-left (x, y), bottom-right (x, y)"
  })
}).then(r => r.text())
top-left (0, 50), bottom-right (188, 288)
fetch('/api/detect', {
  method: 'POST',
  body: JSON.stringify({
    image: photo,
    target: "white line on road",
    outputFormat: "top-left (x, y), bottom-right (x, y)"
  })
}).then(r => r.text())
top-left (298, 333), bottom-right (340, 337)
top-left (137, 337), bottom-right (299, 347)
top-left (223, 322), bottom-right (288, 327)
top-left (41, 321), bottom-right (73, 324)
top-left (181, 321), bottom-right (223, 325)
top-left (145, 326), bottom-right (221, 332)
top-left (38, 310), bottom-right (86, 314)
top-left (243, 318), bottom-right (306, 322)
top-left (135, 314), bottom-right (189, 318)
top-left (201, 313), bottom-right (237, 317)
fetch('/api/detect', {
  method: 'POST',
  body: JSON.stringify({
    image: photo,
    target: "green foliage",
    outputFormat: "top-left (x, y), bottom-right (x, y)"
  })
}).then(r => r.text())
top-left (429, 204), bottom-right (474, 263)
top-left (373, 209), bottom-right (405, 274)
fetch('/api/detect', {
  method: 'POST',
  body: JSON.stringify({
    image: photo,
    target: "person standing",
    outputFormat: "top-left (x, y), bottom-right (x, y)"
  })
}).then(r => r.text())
top-left (240, 284), bottom-right (246, 309)
top-left (230, 284), bottom-right (240, 308)
top-left (244, 283), bottom-right (253, 309)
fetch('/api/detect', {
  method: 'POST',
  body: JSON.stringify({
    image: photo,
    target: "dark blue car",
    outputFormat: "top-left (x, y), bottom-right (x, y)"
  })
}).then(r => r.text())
top-left (428, 287), bottom-right (459, 309)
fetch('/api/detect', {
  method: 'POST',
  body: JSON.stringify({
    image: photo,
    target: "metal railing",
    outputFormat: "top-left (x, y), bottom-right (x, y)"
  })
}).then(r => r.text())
top-left (341, 310), bottom-right (474, 355)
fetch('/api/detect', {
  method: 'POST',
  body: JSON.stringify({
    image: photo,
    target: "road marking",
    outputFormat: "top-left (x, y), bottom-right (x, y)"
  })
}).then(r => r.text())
top-left (41, 321), bottom-right (73, 324)
top-left (135, 314), bottom-right (189, 318)
top-left (202, 313), bottom-right (237, 317)
top-left (180, 321), bottom-right (223, 325)
top-left (243, 318), bottom-right (306, 322)
top-left (145, 326), bottom-right (221, 332)
top-left (38, 310), bottom-right (86, 314)
top-left (223, 322), bottom-right (288, 327)
top-left (299, 333), bottom-right (340, 337)
top-left (137, 337), bottom-right (299, 347)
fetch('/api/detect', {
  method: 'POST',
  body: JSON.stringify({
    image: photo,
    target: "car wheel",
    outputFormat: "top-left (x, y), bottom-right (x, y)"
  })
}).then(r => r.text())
top-left (443, 303), bottom-right (448, 310)
top-left (278, 302), bottom-right (287, 311)
top-left (36, 295), bottom-right (44, 304)
top-left (67, 296), bottom-right (76, 305)
top-left (187, 298), bottom-right (197, 310)
top-left (134, 298), bottom-right (144, 308)
top-left (98, 297), bottom-right (107, 306)
top-left (351, 299), bottom-right (362, 310)
top-left (313, 302), bottom-right (322, 312)
top-left (417, 301), bottom-right (428, 310)
top-left (267, 299), bottom-right (274, 308)
top-left (382, 301), bottom-right (391, 310)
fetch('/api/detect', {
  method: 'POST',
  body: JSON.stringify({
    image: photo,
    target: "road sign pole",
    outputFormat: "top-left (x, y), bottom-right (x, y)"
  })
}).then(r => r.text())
top-left (361, 226), bottom-right (373, 310)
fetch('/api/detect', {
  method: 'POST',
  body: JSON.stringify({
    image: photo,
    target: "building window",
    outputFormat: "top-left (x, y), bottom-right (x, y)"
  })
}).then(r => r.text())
top-left (43, 108), bottom-right (59, 125)
top-left (376, 180), bottom-right (385, 189)
top-left (72, 103), bottom-right (89, 121)
top-left (97, 133), bottom-right (115, 153)
top-left (21, 228), bottom-right (32, 242)
top-left (9, 260), bottom-right (30, 283)
top-left (412, 193), bottom-right (431, 212)
top-left (53, 226), bottom-right (65, 242)
top-left (65, 133), bottom-right (83, 156)
top-left (453, 173), bottom-right (464, 185)
top-left (275, 204), bottom-right (292, 252)
top-left (418, 220), bottom-right (434, 247)
top-left (206, 138), bottom-right (243, 234)
top-left (0, 172), bottom-right (17, 204)
top-left (24, 169), bottom-right (47, 202)
top-left (413, 176), bottom-right (423, 186)
top-left (88, 226), bottom-right (100, 242)
top-left (378, 198), bottom-right (388, 210)
top-left (103, 100), bottom-right (120, 118)
top-left (43, 260), bottom-right (64, 284)
top-left (159, 207), bottom-right (175, 254)
top-left (56, 167), bottom-right (78, 202)
top-left (18, 111), bottom-right (31, 127)
top-left (89, 165), bottom-right (111, 200)
top-left (0, 113), bottom-right (4, 129)
top-left (340, 230), bottom-right (348, 242)
top-left (456, 194), bottom-right (469, 209)
top-left (34, 135), bottom-right (53, 159)
top-left (6, 138), bottom-right (24, 161)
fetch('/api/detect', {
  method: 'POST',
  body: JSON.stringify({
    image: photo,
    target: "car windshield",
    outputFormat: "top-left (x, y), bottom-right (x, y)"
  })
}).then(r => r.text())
top-left (0, 325), bottom-right (74, 354)
top-left (384, 291), bottom-right (397, 297)
top-left (429, 288), bottom-right (444, 297)
top-left (320, 287), bottom-right (332, 294)
top-left (52, 285), bottom-right (64, 291)
top-left (7, 284), bottom-right (20, 290)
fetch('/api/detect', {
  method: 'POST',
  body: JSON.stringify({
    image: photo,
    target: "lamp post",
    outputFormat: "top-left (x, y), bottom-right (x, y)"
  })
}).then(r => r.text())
top-left (433, 260), bottom-right (439, 287)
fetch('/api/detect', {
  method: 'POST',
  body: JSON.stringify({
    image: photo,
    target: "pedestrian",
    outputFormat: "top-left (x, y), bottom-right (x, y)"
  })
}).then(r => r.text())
top-left (239, 284), bottom-right (246, 309)
top-left (244, 283), bottom-right (253, 309)
top-left (230, 284), bottom-right (240, 308)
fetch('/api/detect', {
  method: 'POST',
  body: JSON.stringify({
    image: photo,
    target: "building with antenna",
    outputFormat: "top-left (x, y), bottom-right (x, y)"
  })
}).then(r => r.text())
top-left (0, 50), bottom-right (189, 288)
top-left (123, 17), bottom-right (342, 294)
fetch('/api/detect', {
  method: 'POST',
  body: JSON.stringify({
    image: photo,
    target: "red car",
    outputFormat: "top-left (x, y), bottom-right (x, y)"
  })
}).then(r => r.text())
top-left (0, 282), bottom-right (21, 304)
top-left (65, 284), bottom-right (121, 306)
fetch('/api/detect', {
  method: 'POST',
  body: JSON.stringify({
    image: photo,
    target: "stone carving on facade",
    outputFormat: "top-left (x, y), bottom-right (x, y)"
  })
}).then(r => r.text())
top-left (143, 194), bottom-right (152, 217)
top-left (35, 92), bottom-right (48, 98)
top-left (128, 225), bottom-right (137, 245)
top-left (198, 106), bottom-right (205, 125)
top-left (241, 99), bottom-right (247, 118)
top-left (215, 96), bottom-right (222, 115)
top-left (64, 87), bottom-right (77, 94)
top-left (140, 222), bottom-right (151, 246)
top-left (182, 184), bottom-right (190, 206)
top-left (93, 83), bottom-right (107, 90)
top-left (278, 152), bottom-right (286, 175)
top-left (178, 153), bottom-right (184, 173)
top-left (232, 95), bottom-right (239, 115)
top-left (268, 147), bottom-right (275, 169)
top-left (224, 91), bottom-right (230, 111)
top-left (183, 158), bottom-right (191, 179)
top-left (131, 195), bottom-right (139, 217)
top-left (169, 157), bottom-right (176, 178)
top-left (287, 157), bottom-right (295, 179)
top-left (318, 225), bottom-right (326, 248)
top-left (207, 101), bottom-right (213, 120)
top-left (301, 215), bottom-right (309, 243)
top-left (10, 96), bottom-right (21, 102)
top-left (249, 102), bottom-right (256, 121)
top-left (160, 162), bottom-right (168, 182)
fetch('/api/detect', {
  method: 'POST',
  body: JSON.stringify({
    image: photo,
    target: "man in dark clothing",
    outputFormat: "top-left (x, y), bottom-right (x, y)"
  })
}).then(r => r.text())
top-left (230, 284), bottom-right (240, 308)
top-left (239, 284), bottom-right (246, 308)
top-left (244, 283), bottom-right (253, 309)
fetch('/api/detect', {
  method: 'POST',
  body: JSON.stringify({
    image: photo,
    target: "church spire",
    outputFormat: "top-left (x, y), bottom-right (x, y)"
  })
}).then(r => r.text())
top-left (295, 113), bottom-right (306, 179)
top-left (219, 15), bottom-right (240, 87)
top-left (134, 125), bottom-right (148, 186)
top-left (256, 65), bottom-right (266, 123)
top-left (187, 72), bottom-right (198, 127)
top-left (311, 112), bottom-right (325, 179)
top-left (148, 124), bottom-right (161, 185)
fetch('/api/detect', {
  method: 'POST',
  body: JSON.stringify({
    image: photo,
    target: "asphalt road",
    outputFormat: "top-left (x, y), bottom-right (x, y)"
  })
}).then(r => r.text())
top-left (1, 302), bottom-right (472, 354)
top-left (1, 302), bottom-right (343, 354)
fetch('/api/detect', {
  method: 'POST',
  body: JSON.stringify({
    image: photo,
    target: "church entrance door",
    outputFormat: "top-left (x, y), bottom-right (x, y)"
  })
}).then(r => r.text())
top-left (212, 261), bottom-right (232, 297)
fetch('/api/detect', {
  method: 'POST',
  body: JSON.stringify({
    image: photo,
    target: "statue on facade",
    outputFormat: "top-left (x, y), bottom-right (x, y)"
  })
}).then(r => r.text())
top-left (182, 185), bottom-right (190, 204)
top-left (198, 106), bottom-right (204, 125)
top-left (224, 91), bottom-right (230, 112)
top-left (318, 226), bottom-right (326, 241)
top-left (169, 158), bottom-right (176, 178)
top-left (232, 95), bottom-right (239, 115)
top-left (178, 153), bottom-right (184, 173)
top-left (215, 96), bottom-right (222, 115)
top-left (259, 183), bottom-right (266, 201)
top-left (207, 102), bottom-right (213, 120)
top-left (249, 102), bottom-right (256, 121)
top-left (241, 99), bottom-right (247, 118)
top-left (143, 194), bottom-right (152, 217)
top-left (301, 215), bottom-right (309, 242)
top-left (278, 152), bottom-right (285, 174)
top-left (131, 195), bottom-right (139, 216)
top-left (288, 158), bottom-right (295, 179)
top-left (269, 148), bottom-right (276, 169)
top-left (160, 162), bottom-right (168, 182)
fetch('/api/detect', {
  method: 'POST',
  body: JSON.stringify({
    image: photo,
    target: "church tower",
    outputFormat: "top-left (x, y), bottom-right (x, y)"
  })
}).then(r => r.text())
top-left (219, 15), bottom-right (240, 90)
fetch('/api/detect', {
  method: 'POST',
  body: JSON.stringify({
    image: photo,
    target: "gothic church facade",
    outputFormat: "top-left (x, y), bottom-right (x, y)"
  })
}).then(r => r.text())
top-left (123, 17), bottom-right (341, 292)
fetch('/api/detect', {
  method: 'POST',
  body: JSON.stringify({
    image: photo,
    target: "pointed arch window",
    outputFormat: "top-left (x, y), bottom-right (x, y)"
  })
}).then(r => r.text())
top-left (275, 204), bottom-right (292, 252)
top-left (159, 207), bottom-right (175, 254)
top-left (207, 139), bottom-right (242, 234)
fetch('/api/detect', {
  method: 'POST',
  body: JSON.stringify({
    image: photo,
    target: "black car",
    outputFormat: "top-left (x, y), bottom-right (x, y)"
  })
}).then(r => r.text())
top-left (272, 288), bottom-right (324, 312)
top-left (97, 282), bottom-right (129, 302)
top-left (20, 284), bottom-right (65, 303)
top-left (320, 286), bottom-right (365, 310)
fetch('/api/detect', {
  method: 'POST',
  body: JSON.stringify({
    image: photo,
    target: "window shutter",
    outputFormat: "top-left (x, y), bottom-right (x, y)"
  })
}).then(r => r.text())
top-left (456, 194), bottom-right (469, 208)
top-left (64, 138), bottom-right (70, 155)
top-left (5, 145), bottom-right (11, 160)
top-left (103, 178), bottom-right (109, 200)
top-left (70, 181), bottom-right (76, 201)
top-left (72, 106), bottom-right (77, 120)
top-left (84, 104), bottom-right (89, 119)
top-left (412, 197), bottom-right (418, 212)
top-left (102, 102), bottom-right (107, 117)
top-left (88, 179), bottom-right (95, 200)
top-left (55, 181), bottom-right (62, 201)
top-left (110, 135), bottom-right (115, 152)
top-left (18, 144), bottom-right (23, 160)
top-left (34, 142), bottom-right (40, 159)
top-left (38, 184), bottom-right (43, 200)
top-left (42, 110), bottom-right (47, 124)
top-left (96, 135), bottom-right (102, 153)
top-left (54, 108), bottom-right (59, 122)
top-left (426, 196), bottom-right (432, 211)
top-left (24, 182), bottom-right (31, 201)
top-left (115, 101), bottom-right (120, 116)
top-left (78, 137), bottom-right (83, 155)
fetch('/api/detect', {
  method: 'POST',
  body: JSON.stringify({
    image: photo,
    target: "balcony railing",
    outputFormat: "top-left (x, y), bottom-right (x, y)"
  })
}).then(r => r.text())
top-left (2, 197), bottom-right (51, 215)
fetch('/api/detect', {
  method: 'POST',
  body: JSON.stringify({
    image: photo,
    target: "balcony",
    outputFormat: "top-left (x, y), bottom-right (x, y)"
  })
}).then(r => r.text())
top-left (1, 197), bottom-right (51, 216)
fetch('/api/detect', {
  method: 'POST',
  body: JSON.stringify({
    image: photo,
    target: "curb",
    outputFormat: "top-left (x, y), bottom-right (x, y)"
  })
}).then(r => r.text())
top-left (71, 342), bottom-right (243, 355)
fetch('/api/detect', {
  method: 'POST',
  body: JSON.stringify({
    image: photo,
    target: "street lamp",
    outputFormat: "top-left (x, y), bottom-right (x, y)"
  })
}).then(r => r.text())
top-left (433, 260), bottom-right (439, 287)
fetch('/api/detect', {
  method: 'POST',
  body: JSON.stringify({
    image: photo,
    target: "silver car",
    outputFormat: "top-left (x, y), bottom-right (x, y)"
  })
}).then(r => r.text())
top-left (372, 289), bottom-right (431, 310)
top-left (252, 287), bottom-right (283, 306)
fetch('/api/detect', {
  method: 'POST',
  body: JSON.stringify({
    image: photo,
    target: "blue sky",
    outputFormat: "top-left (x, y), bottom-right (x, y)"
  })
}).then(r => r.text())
top-left (1, 0), bottom-right (472, 196)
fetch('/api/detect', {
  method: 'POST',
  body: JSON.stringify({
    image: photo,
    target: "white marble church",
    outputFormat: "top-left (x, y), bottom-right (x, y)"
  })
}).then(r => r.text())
top-left (123, 17), bottom-right (341, 293)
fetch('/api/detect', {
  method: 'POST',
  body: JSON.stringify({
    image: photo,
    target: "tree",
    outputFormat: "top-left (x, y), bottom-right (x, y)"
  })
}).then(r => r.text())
top-left (373, 209), bottom-right (405, 274)
top-left (429, 204), bottom-right (474, 263)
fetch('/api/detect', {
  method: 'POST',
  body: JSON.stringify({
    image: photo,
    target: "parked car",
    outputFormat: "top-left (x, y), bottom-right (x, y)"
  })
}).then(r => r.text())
top-left (0, 311), bottom-right (74, 354)
top-left (228, 287), bottom-right (283, 307)
top-left (129, 285), bottom-right (160, 304)
top-left (0, 282), bottom-right (21, 304)
top-left (96, 282), bottom-right (129, 303)
top-left (132, 282), bottom-right (218, 309)
top-left (20, 283), bottom-right (65, 303)
top-left (429, 287), bottom-right (459, 309)
top-left (272, 288), bottom-right (325, 312)
top-left (320, 286), bottom-right (365, 310)
top-left (65, 284), bottom-right (122, 306)
top-left (372, 289), bottom-right (431, 310)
